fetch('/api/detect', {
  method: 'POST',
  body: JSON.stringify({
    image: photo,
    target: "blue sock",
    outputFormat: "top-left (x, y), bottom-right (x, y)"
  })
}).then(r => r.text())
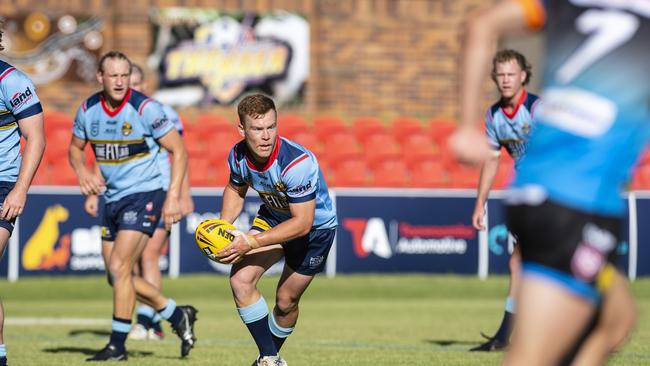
top-left (157, 298), bottom-right (183, 326)
top-left (269, 312), bottom-right (294, 351)
top-left (238, 297), bottom-right (277, 357)
top-left (110, 316), bottom-right (131, 352)
top-left (494, 297), bottom-right (516, 342)
top-left (0, 344), bottom-right (6, 358)
top-left (137, 305), bottom-right (155, 329)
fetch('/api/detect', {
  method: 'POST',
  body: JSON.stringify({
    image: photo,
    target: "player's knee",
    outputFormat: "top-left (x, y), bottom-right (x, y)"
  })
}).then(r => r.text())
top-left (108, 258), bottom-right (131, 281)
top-left (229, 270), bottom-right (257, 295)
top-left (275, 292), bottom-right (299, 316)
top-left (610, 303), bottom-right (637, 350)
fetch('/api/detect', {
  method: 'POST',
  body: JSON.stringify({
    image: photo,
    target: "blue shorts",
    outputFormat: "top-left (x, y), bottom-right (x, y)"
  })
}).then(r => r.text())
top-left (0, 182), bottom-right (16, 235)
top-left (253, 208), bottom-right (336, 276)
top-left (101, 189), bottom-right (165, 241)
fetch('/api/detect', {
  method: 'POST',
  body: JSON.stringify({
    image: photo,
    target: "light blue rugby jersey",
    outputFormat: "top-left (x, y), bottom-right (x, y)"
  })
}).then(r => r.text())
top-left (228, 137), bottom-right (337, 230)
top-left (511, 0), bottom-right (650, 217)
top-left (73, 88), bottom-right (174, 202)
top-left (485, 90), bottom-right (540, 167)
top-left (157, 104), bottom-right (184, 189)
top-left (0, 61), bottom-right (43, 182)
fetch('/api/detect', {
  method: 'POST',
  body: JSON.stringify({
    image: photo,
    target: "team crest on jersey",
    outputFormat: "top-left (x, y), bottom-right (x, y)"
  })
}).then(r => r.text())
top-left (274, 181), bottom-right (287, 192)
top-left (121, 121), bottom-right (133, 136)
top-left (91, 120), bottom-right (99, 136)
top-left (522, 123), bottom-right (530, 135)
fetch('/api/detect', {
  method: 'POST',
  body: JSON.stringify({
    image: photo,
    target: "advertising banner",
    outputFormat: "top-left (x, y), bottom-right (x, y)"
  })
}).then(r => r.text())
top-left (1, 189), bottom-right (646, 279)
top-left (335, 193), bottom-right (479, 274)
top-left (149, 8), bottom-right (309, 107)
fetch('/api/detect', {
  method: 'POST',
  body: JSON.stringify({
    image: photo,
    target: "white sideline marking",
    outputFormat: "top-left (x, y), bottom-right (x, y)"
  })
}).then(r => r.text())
top-left (6, 317), bottom-right (109, 326)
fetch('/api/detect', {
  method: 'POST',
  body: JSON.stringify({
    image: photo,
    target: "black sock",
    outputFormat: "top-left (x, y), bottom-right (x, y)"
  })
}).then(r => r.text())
top-left (109, 316), bottom-right (131, 352)
top-left (245, 316), bottom-right (277, 357)
top-left (137, 313), bottom-right (152, 329)
top-left (272, 335), bottom-right (287, 351)
top-left (493, 311), bottom-right (513, 343)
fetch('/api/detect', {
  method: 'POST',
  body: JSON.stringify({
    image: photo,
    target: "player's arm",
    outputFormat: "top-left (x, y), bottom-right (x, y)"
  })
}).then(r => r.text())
top-left (69, 136), bottom-right (105, 196)
top-left (157, 129), bottom-right (188, 229)
top-left (84, 165), bottom-right (102, 217)
top-left (473, 151), bottom-right (500, 230)
top-left (218, 199), bottom-right (315, 264)
top-left (220, 182), bottom-right (248, 224)
top-left (1, 112), bottom-right (45, 220)
top-left (252, 199), bottom-right (315, 245)
top-left (449, 0), bottom-right (539, 165)
top-left (180, 164), bottom-right (194, 216)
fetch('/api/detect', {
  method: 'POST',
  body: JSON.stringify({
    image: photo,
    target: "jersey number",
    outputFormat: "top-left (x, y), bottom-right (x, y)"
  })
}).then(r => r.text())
top-left (556, 9), bottom-right (639, 84)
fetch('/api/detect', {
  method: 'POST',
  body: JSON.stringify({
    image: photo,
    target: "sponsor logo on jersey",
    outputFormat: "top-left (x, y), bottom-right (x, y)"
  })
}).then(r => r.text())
top-left (287, 180), bottom-right (312, 195)
top-left (152, 117), bottom-right (169, 130)
top-left (9, 87), bottom-right (34, 109)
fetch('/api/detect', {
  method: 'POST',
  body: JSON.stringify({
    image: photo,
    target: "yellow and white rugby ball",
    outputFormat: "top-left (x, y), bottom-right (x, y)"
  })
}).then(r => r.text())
top-left (195, 219), bottom-right (240, 262)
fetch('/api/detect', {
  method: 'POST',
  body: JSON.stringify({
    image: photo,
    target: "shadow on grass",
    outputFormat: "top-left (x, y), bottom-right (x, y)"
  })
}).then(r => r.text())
top-left (68, 329), bottom-right (111, 337)
top-left (43, 346), bottom-right (153, 357)
top-left (425, 339), bottom-right (482, 347)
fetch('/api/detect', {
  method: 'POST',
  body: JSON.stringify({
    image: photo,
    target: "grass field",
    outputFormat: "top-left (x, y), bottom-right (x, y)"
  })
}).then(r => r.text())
top-left (1, 274), bottom-right (650, 365)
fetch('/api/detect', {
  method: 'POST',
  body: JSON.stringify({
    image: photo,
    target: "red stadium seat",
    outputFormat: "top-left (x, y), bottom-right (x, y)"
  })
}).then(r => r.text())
top-left (372, 159), bottom-right (411, 187)
top-left (410, 159), bottom-right (448, 188)
top-left (291, 132), bottom-right (324, 157)
top-left (447, 164), bottom-right (481, 189)
top-left (428, 118), bottom-right (457, 146)
top-left (313, 116), bottom-right (349, 140)
top-left (332, 158), bottom-right (372, 187)
top-left (363, 133), bottom-right (401, 169)
top-left (279, 114), bottom-right (311, 138)
top-left (390, 117), bottom-right (425, 144)
top-left (324, 133), bottom-right (363, 164)
top-left (401, 134), bottom-right (439, 168)
top-left (352, 116), bottom-right (387, 142)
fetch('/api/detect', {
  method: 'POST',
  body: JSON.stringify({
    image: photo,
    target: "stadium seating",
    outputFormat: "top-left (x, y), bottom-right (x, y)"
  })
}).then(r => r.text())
top-left (313, 116), bottom-right (349, 140)
top-left (372, 159), bottom-right (411, 187)
top-left (352, 116), bottom-right (387, 142)
top-left (37, 112), bottom-right (650, 190)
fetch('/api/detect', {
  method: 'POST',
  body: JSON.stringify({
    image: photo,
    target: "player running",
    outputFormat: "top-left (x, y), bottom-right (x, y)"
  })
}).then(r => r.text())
top-left (69, 51), bottom-right (197, 362)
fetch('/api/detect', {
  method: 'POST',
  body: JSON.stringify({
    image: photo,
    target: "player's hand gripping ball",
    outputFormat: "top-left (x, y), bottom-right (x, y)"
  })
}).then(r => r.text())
top-left (195, 219), bottom-right (243, 263)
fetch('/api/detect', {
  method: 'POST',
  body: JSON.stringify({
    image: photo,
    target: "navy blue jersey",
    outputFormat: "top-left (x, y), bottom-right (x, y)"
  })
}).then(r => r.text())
top-left (0, 61), bottom-right (43, 182)
top-left (228, 137), bottom-right (337, 230)
top-left (73, 89), bottom-right (174, 202)
top-left (485, 90), bottom-right (540, 165)
top-left (511, 0), bottom-right (650, 216)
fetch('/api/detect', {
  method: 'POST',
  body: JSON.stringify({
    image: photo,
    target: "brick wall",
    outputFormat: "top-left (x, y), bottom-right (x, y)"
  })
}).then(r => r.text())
top-left (2, 0), bottom-right (499, 122)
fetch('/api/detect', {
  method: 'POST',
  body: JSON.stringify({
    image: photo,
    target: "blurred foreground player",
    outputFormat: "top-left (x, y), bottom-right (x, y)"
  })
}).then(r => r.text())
top-left (450, 0), bottom-right (646, 364)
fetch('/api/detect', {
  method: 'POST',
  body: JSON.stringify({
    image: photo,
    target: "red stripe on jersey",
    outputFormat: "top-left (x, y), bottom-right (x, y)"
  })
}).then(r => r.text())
top-left (100, 88), bottom-right (132, 117)
top-left (501, 89), bottom-right (527, 119)
top-left (138, 98), bottom-right (152, 116)
top-left (246, 137), bottom-right (281, 172)
top-left (282, 153), bottom-right (309, 177)
top-left (0, 67), bottom-right (16, 82)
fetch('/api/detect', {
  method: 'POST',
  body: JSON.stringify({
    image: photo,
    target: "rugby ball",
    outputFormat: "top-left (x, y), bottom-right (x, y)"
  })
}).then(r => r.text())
top-left (195, 219), bottom-right (238, 262)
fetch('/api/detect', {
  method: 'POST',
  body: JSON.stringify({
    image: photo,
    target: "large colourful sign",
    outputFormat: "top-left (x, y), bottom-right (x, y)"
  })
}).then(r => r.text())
top-left (149, 8), bottom-right (309, 106)
top-left (1, 189), bottom-right (644, 280)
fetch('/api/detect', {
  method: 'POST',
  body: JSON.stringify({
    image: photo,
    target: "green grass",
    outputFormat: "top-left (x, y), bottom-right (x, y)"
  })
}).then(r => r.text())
top-left (1, 274), bottom-right (650, 365)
